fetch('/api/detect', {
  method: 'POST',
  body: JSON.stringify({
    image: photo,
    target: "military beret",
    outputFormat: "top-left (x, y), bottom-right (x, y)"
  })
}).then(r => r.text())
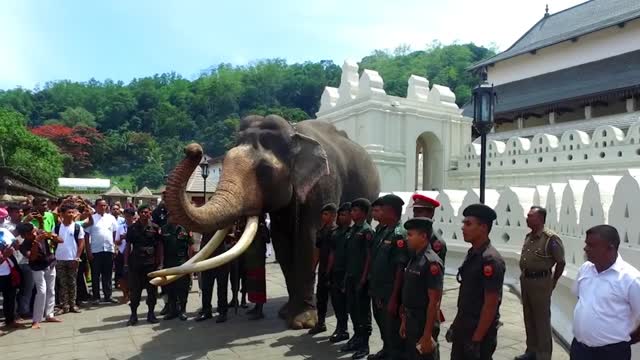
top-left (380, 194), bottom-right (405, 209)
top-left (338, 202), bottom-right (352, 212)
top-left (404, 217), bottom-right (433, 232)
top-left (350, 198), bottom-right (371, 213)
top-left (462, 204), bottom-right (497, 223)
top-left (137, 204), bottom-right (150, 212)
top-left (371, 197), bottom-right (384, 207)
top-left (412, 193), bottom-right (440, 209)
top-left (321, 203), bottom-right (338, 213)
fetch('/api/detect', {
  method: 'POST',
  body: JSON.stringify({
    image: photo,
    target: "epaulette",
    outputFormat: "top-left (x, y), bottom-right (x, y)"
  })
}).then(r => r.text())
top-left (424, 249), bottom-right (443, 266)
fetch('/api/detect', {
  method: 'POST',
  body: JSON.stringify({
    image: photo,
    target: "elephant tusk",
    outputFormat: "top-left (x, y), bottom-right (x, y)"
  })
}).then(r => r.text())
top-left (148, 227), bottom-right (230, 285)
top-left (149, 216), bottom-right (258, 277)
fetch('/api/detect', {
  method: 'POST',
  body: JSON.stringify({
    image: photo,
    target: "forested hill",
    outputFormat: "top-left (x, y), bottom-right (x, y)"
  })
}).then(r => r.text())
top-left (0, 42), bottom-right (495, 191)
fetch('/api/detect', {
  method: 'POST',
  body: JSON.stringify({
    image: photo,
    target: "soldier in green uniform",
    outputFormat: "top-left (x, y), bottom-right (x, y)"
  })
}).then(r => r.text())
top-left (400, 217), bottom-right (444, 360)
top-left (161, 218), bottom-right (194, 321)
top-left (327, 202), bottom-right (353, 343)
top-left (515, 206), bottom-right (565, 360)
top-left (341, 198), bottom-right (375, 360)
top-left (125, 205), bottom-right (163, 326)
top-left (367, 194), bottom-right (410, 360)
top-left (309, 203), bottom-right (338, 335)
top-left (371, 198), bottom-right (385, 234)
top-left (411, 193), bottom-right (447, 265)
top-left (448, 204), bottom-right (505, 360)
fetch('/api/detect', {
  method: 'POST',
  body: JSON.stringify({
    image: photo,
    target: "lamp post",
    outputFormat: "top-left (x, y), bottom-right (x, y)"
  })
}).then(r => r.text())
top-left (199, 155), bottom-right (210, 204)
top-left (472, 70), bottom-right (496, 204)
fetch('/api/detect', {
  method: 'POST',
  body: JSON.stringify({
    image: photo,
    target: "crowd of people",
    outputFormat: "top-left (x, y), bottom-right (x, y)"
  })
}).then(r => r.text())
top-left (0, 194), bottom-right (271, 334)
top-left (1, 191), bottom-right (640, 360)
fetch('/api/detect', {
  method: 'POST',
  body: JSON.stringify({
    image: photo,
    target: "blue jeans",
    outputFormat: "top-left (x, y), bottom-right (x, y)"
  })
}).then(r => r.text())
top-left (17, 263), bottom-right (34, 316)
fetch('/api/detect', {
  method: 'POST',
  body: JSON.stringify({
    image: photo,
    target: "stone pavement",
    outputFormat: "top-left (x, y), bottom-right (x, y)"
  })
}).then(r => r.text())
top-left (1, 261), bottom-right (569, 360)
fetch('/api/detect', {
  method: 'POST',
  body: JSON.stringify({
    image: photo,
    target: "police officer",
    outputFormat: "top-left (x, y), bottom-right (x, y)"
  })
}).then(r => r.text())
top-left (449, 204), bottom-right (505, 360)
top-left (368, 194), bottom-right (410, 360)
top-left (400, 217), bottom-right (444, 360)
top-left (309, 203), bottom-right (338, 335)
top-left (515, 206), bottom-right (565, 360)
top-left (341, 198), bottom-right (375, 359)
top-left (161, 218), bottom-right (194, 321)
top-left (411, 194), bottom-right (447, 265)
top-left (327, 202), bottom-right (353, 343)
top-left (125, 205), bottom-right (163, 326)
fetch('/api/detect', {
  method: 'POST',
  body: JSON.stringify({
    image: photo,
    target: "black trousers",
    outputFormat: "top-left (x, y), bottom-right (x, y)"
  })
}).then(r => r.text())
top-left (451, 322), bottom-right (497, 360)
top-left (201, 266), bottom-right (229, 314)
top-left (372, 297), bottom-right (405, 359)
top-left (570, 339), bottom-right (631, 360)
top-left (346, 277), bottom-right (372, 338)
top-left (0, 275), bottom-right (16, 325)
top-left (76, 258), bottom-right (89, 303)
top-left (166, 275), bottom-right (190, 313)
top-left (405, 308), bottom-right (439, 360)
top-left (316, 272), bottom-right (330, 323)
top-left (90, 252), bottom-right (114, 300)
top-left (128, 265), bottom-right (157, 309)
top-left (229, 258), bottom-right (246, 297)
top-left (330, 271), bottom-right (348, 331)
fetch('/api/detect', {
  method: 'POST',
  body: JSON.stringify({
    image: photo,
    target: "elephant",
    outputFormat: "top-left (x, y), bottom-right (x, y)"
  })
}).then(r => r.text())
top-left (149, 114), bottom-right (380, 329)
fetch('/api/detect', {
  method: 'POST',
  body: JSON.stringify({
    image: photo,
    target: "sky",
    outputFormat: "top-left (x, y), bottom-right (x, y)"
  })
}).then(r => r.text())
top-left (0, 0), bottom-right (586, 90)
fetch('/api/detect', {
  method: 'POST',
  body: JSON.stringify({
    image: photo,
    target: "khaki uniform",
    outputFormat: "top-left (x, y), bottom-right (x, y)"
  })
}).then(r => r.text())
top-left (519, 228), bottom-right (565, 360)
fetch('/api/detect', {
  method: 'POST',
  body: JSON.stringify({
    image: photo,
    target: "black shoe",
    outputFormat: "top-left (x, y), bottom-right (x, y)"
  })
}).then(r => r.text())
top-left (103, 298), bottom-right (119, 304)
top-left (159, 304), bottom-right (169, 316)
top-left (164, 312), bottom-right (179, 320)
top-left (367, 350), bottom-right (386, 360)
top-left (178, 312), bottom-right (188, 321)
top-left (514, 353), bottom-right (536, 360)
top-left (215, 313), bottom-right (228, 323)
top-left (195, 311), bottom-right (212, 322)
top-left (147, 312), bottom-right (159, 324)
top-left (352, 345), bottom-right (370, 360)
top-left (308, 323), bottom-right (327, 335)
top-left (340, 336), bottom-right (360, 352)
top-left (126, 314), bottom-right (138, 326)
top-left (329, 330), bottom-right (350, 343)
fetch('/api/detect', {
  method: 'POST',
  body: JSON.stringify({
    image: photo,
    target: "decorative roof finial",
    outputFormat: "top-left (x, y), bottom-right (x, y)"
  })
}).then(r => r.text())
top-left (544, 4), bottom-right (550, 17)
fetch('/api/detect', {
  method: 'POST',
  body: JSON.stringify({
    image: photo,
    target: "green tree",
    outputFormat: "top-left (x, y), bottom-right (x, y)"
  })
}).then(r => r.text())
top-left (45, 106), bottom-right (97, 127)
top-left (0, 108), bottom-right (63, 190)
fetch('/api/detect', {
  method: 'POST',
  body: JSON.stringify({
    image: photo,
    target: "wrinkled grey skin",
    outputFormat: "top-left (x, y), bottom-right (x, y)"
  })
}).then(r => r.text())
top-left (164, 115), bottom-right (380, 329)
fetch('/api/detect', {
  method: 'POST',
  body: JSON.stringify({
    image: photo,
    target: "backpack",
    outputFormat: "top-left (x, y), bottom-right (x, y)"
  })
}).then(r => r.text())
top-left (54, 223), bottom-right (81, 242)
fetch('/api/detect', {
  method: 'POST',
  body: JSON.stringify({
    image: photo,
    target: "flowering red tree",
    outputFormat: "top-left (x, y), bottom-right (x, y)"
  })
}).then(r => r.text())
top-left (31, 125), bottom-right (104, 176)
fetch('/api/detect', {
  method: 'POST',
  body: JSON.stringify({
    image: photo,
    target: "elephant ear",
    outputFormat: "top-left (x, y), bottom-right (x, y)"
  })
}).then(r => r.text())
top-left (291, 133), bottom-right (330, 203)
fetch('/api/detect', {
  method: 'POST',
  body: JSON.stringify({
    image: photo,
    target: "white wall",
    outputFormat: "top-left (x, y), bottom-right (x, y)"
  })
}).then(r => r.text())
top-left (488, 18), bottom-right (640, 86)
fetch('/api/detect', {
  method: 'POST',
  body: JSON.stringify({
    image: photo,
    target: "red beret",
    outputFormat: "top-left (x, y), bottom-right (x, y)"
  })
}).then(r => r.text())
top-left (411, 193), bottom-right (440, 209)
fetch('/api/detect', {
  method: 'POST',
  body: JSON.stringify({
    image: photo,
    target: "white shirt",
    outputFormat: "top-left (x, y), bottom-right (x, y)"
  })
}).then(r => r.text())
top-left (572, 255), bottom-right (640, 347)
top-left (55, 223), bottom-right (85, 261)
top-left (0, 228), bottom-right (16, 276)
top-left (86, 213), bottom-right (117, 253)
top-left (116, 222), bottom-right (128, 254)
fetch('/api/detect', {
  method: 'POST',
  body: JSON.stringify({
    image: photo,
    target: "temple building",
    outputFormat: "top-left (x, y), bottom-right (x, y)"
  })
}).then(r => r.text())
top-left (468, 0), bottom-right (640, 140)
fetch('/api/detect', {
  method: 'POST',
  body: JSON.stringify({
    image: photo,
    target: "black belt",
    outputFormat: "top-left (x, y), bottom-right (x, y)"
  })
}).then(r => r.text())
top-left (523, 269), bottom-right (551, 278)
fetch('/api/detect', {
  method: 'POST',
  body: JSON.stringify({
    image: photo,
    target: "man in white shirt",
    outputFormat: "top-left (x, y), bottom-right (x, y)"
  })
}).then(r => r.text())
top-left (84, 199), bottom-right (118, 304)
top-left (54, 204), bottom-right (85, 313)
top-left (571, 225), bottom-right (640, 360)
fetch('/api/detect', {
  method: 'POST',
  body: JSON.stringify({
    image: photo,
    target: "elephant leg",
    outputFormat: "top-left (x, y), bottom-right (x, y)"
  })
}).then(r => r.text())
top-left (288, 211), bottom-right (318, 330)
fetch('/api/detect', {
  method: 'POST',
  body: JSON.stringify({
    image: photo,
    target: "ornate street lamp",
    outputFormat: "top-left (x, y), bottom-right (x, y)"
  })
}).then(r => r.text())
top-left (472, 70), bottom-right (496, 204)
top-left (199, 155), bottom-right (210, 204)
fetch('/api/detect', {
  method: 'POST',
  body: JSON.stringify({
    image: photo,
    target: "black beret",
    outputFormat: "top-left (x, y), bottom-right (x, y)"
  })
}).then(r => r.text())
top-left (404, 217), bottom-right (433, 232)
top-left (371, 197), bottom-right (384, 207)
top-left (380, 194), bottom-right (405, 209)
top-left (462, 204), bottom-right (497, 223)
top-left (338, 202), bottom-right (352, 212)
top-left (321, 203), bottom-right (338, 213)
top-left (350, 198), bottom-right (371, 213)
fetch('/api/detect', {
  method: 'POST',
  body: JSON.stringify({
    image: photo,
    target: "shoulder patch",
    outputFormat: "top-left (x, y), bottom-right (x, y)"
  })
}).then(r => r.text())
top-left (396, 239), bottom-right (405, 248)
top-left (432, 240), bottom-right (442, 252)
top-left (483, 264), bottom-right (494, 277)
top-left (430, 263), bottom-right (440, 275)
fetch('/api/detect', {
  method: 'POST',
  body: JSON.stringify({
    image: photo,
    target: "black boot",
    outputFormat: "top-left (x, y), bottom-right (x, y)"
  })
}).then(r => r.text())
top-left (514, 353), bottom-right (536, 360)
top-left (308, 321), bottom-right (327, 335)
top-left (248, 304), bottom-right (264, 320)
top-left (159, 303), bottom-right (169, 316)
top-left (216, 312), bottom-right (228, 323)
top-left (352, 338), bottom-right (370, 360)
top-left (147, 307), bottom-right (159, 324)
top-left (367, 349), bottom-right (386, 360)
top-left (178, 302), bottom-right (188, 321)
top-left (195, 309), bottom-right (212, 322)
top-left (127, 307), bottom-right (138, 326)
top-left (164, 303), bottom-right (178, 320)
top-left (240, 293), bottom-right (248, 309)
top-left (340, 335), bottom-right (360, 352)
top-left (329, 329), bottom-right (350, 343)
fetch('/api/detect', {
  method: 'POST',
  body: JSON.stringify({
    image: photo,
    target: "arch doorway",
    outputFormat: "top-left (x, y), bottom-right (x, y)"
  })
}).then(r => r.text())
top-left (415, 132), bottom-right (444, 191)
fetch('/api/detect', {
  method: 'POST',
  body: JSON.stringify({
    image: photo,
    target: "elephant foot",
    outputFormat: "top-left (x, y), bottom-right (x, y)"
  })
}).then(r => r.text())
top-left (278, 302), bottom-right (290, 320)
top-left (288, 309), bottom-right (317, 330)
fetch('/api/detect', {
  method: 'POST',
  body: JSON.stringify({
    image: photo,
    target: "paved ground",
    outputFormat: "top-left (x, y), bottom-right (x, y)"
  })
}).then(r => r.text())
top-left (1, 260), bottom-right (569, 360)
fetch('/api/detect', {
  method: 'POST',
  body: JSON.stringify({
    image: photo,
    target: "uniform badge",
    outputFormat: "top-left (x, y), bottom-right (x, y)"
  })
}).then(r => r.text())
top-left (430, 263), bottom-right (440, 275)
top-left (483, 264), bottom-right (494, 277)
top-left (396, 240), bottom-right (405, 248)
top-left (432, 241), bottom-right (442, 252)
top-left (383, 240), bottom-right (392, 244)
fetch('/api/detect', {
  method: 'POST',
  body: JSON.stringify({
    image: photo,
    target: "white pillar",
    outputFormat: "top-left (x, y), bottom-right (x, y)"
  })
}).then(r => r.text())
top-left (626, 97), bottom-right (637, 113)
top-left (584, 105), bottom-right (592, 119)
top-left (549, 111), bottom-right (556, 124)
top-left (517, 117), bottom-right (524, 129)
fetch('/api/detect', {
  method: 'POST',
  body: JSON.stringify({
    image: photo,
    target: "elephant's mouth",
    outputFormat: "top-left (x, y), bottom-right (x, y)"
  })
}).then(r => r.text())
top-left (148, 216), bottom-right (258, 285)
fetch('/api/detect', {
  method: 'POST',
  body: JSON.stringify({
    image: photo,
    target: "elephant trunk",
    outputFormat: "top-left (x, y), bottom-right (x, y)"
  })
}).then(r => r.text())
top-left (164, 143), bottom-right (262, 234)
